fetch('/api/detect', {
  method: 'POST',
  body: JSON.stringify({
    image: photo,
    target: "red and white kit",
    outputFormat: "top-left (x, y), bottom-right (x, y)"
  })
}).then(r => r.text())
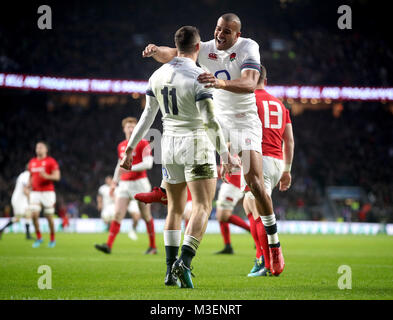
top-left (217, 169), bottom-right (244, 210)
top-left (115, 139), bottom-right (152, 199)
top-left (245, 89), bottom-right (291, 197)
top-left (28, 156), bottom-right (59, 214)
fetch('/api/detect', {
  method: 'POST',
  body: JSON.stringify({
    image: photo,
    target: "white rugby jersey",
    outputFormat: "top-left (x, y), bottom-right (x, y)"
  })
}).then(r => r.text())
top-left (11, 170), bottom-right (30, 202)
top-left (147, 56), bottom-right (214, 136)
top-left (98, 184), bottom-right (114, 209)
top-left (198, 37), bottom-right (261, 117)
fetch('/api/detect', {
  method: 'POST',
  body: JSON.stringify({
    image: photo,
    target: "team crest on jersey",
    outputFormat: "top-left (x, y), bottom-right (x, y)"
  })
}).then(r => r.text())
top-left (208, 53), bottom-right (218, 60)
top-left (230, 52), bottom-right (236, 61)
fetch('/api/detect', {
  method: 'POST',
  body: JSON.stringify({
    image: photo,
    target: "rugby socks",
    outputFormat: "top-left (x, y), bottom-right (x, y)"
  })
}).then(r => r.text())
top-left (145, 218), bottom-right (156, 249)
top-left (0, 220), bottom-right (13, 232)
top-left (256, 217), bottom-right (271, 269)
top-left (228, 215), bottom-right (250, 232)
top-left (261, 214), bottom-right (280, 248)
top-left (36, 230), bottom-right (42, 240)
top-left (107, 220), bottom-right (121, 248)
top-left (25, 223), bottom-right (30, 238)
top-left (180, 235), bottom-right (199, 268)
top-left (219, 221), bottom-right (231, 245)
top-left (164, 230), bottom-right (181, 273)
top-left (247, 213), bottom-right (262, 259)
top-left (50, 232), bottom-right (55, 242)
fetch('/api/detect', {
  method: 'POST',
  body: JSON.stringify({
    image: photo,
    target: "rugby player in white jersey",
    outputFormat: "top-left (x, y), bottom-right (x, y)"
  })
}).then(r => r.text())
top-left (140, 13), bottom-right (284, 275)
top-left (120, 26), bottom-right (239, 288)
top-left (97, 175), bottom-right (140, 239)
top-left (0, 167), bottom-right (32, 240)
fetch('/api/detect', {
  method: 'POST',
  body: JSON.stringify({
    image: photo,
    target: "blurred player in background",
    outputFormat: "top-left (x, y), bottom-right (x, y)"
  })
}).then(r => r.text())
top-left (120, 26), bottom-right (239, 288)
top-left (97, 176), bottom-right (141, 239)
top-left (141, 13), bottom-right (285, 275)
top-left (95, 117), bottom-right (156, 254)
top-left (28, 142), bottom-right (60, 248)
top-left (215, 164), bottom-right (250, 254)
top-left (245, 66), bottom-right (294, 276)
top-left (0, 167), bottom-right (32, 240)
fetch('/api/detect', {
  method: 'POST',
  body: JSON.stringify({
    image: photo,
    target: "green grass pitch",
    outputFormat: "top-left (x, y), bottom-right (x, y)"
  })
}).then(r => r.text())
top-left (1, 232), bottom-right (392, 300)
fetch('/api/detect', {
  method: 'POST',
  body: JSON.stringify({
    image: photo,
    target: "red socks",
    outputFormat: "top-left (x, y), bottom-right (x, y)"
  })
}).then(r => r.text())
top-left (145, 219), bottom-right (156, 249)
top-left (107, 221), bottom-right (121, 249)
top-left (50, 232), bottom-right (55, 242)
top-left (247, 213), bottom-right (263, 258)
top-left (228, 215), bottom-right (250, 232)
top-left (256, 217), bottom-right (270, 269)
top-left (219, 221), bottom-right (231, 245)
top-left (36, 230), bottom-right (42, 240)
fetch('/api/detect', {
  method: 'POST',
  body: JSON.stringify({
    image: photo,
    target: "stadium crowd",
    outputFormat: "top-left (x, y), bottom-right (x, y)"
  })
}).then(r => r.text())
top-left (0, 0), bottom-right (392, 222)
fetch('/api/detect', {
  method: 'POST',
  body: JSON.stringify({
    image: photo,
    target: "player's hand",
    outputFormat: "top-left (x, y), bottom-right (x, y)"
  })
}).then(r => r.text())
top-left (279, 171), bottom-right (292, 191)
top-left (197, 72), bottom-right (226, 89)
top-left (109, 181), bottom-right (117, 198)
top-left (120, 148), bottom-right (133, 171)
top-left (220, 153), bottom-right (241, 183)
top-left (142, 44), bottom-right (158, 58)
top-left (39, 171), bottom-right (49, 179)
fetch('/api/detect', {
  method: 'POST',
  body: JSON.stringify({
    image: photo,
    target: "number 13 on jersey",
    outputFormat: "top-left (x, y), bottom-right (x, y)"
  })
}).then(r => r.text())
top-left (263, 100), bottom-right (283, 129)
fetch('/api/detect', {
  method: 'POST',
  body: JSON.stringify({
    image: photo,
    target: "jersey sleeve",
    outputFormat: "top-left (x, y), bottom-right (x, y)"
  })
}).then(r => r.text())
top-left (50, 158), bottom-right (59, 172)
top-left (139, 140), bottom-right (152, 158)
top-left (194, 74), bottom-right (214, 102)
top-left (284, 106), bottom-right (292, 124)
top-left (240, 40), bottom-right (261, 73)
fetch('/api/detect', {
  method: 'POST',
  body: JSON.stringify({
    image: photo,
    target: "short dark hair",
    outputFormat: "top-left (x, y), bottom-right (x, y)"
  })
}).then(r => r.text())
top-left (258, 65), bottom-right (267, 85)
top-left (220, 13), bottom-right (242, 32)
top-left (174, 26), bottom-right (200, 54)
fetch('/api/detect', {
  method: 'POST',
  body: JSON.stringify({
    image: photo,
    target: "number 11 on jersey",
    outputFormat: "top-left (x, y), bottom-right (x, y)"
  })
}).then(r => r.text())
top-left (161, 86), bottom-right (178, 115)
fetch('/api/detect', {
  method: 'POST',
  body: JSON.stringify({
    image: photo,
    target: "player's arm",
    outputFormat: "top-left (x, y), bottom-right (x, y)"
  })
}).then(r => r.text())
top-left (142, 44), bottom-right (177, 63)
top-left (40, 169), bottom-right (60, 181)
top-left (130, 155), bottom-right (154, 172)
top-left (197, 98), bottom-right (240, 179)
top-left (97, 194), bottom-right (103, 211)
top-left (279, 123), bottom-right (295, 191)
top-left (198, 69), bottom-right (259, 94)
top-left (120, 94), bottom-right (160, 170)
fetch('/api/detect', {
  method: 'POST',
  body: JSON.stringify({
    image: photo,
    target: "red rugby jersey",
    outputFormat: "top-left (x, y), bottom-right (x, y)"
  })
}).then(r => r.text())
top-left (28, 156), bottom-right (59, 191)
top-left (255, 89), bottom-right (291, 160)
top-left (117, 139), bottom-right (151, 181)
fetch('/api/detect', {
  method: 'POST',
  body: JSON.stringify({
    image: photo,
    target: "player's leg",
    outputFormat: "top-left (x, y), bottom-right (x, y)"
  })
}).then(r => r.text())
top-left (29, 192), bottom-right (43, 247)
top-left (182, 201), bottom-right (192, 230)
top-left (164, 181), bottom-right (187, 286)
top-left (243, 150), bottom-right (284, 275)
top-left (244, 195), bottom-right (271, 277)
top-left (133, 178), bottom-right (156, 254)
top-left (127, 200), bottom-right (140, 240)
top-left (138, 201), bottom-right (157, 253)
top-left (42, 191), bottom-right (57, 248)
top-left (95, 190), bottom-right (129, 253)
top-left (172, 177), bottom-right (216, 288)
top-left (24, 208), bottom-right (33, 239)
top-left (215, 207), bottom-right (233, 254)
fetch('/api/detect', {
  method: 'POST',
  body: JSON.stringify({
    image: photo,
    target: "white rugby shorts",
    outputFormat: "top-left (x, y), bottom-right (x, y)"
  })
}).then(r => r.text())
top-left (245, 156), bottom-right (284, 199)
top-left (29, 191), bottom-right (56, 214)
top-left (161, 134), bottom-right (217, 184)
top-left (216, 182), bottom-right (244, 210)
top-left (115, 178), bottom-right (151, 200)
